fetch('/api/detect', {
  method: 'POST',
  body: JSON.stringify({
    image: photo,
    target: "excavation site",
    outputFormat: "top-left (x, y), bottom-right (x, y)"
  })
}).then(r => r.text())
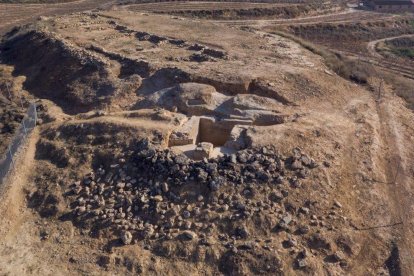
top-left (0, 1), bottom-right (414, 275)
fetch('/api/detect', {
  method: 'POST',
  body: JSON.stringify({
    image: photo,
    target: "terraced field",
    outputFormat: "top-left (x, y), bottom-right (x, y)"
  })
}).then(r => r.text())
top-left (122, 1), bottom-right (298, 11)
top-left (217, 8), bottom-right (395, 26)
top-left (111, 1), bottom-right (414, 111)
top-left (117, 0), bottom-right (336, 20)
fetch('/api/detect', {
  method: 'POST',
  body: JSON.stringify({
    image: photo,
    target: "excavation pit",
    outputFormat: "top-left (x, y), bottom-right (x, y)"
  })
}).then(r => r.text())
top-left (168, 116), bottom-right (250, 159)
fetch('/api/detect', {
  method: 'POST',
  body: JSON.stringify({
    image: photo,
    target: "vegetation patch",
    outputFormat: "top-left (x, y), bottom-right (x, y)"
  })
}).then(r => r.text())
top-left (271, 30), bottom-right (374, 84)
top-left (383, 37), bottom-right (414, 60)
top-left (391, 48), bottom-right (414, 59)
top-left (272, 17), bottom-right (414, 53)
top-left (156, 4), bottom-right (324, 20)
top-left (375, 36), bottom-right (414, 62)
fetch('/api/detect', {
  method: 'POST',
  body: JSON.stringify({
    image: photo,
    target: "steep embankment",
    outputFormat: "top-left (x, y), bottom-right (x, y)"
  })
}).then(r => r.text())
top-left (1, 29), bottom-right (142, 113)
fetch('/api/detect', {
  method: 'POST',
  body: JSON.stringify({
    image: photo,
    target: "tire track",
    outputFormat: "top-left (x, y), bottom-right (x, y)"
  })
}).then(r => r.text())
top-left (376, 87), bottom-right (414, 275)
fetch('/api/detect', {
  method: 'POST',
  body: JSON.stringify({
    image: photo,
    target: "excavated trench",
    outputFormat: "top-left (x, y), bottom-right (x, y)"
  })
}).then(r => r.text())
top-left (168, 115), bottom-right (261, 160)
top-left (198, 117), bottom-right (239, 147)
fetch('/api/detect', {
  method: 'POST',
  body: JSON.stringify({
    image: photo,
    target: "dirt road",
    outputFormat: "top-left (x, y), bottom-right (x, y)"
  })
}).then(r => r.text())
top-left (376, 84), bottom-right (414, 275)
top-left (212, 8), bottom-right (395, 27)
top-left (367, 34), bottom-right (414, 59)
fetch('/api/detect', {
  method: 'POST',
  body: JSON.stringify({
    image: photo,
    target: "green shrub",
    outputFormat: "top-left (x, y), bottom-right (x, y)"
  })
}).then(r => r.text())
top-left (391, 48), bottom-right (414, 59)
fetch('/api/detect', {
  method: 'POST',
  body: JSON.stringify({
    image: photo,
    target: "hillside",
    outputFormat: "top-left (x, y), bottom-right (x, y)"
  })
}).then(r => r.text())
top-left (0, 2), bottom-right (414, 276)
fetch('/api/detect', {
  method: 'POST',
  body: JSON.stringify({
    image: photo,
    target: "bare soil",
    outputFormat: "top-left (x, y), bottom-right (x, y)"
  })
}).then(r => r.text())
top-left (0, 0), bottom-right (114, 35)
top-left (0, 2), bottom-right (414, 276)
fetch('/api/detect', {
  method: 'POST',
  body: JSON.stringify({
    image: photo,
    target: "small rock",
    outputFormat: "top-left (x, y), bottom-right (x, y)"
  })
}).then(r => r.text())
top-left (181, 230), bottom-right (197, 240)
top-left (333, 251), bottom-right (346, 262)
top-left (295, 225), bottom-right (310, 235)
top-left (269, 191), bottom-right (283, 202)
top-left (291, 160), bottom-right (303, 170)
top-left (152, 195), bottom-right (163, 202)
top-left (280, 214), bottom-right (292, 225)
top-left (230, 154), bottom-right (237, 164)
top-left (121, 231), bottom-right (133, 245)
top-left (299, 207), bottom-right (310, 214)
top-left (334, 200), bottom-right (343, 208)
top-left (296, 258), bottom-right (307, 269)
top-left (308, 233), bottom-right (331, 250)
top-left (235, 226), bottom-right (249, 239)
top-left (182, 210), bottom-right (191, 219)
top-left (282, 238), bottom-right (296, 248)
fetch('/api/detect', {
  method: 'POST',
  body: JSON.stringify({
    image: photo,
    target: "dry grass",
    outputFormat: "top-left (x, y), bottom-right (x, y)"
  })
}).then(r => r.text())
top-left (272, 31), bottom-right (414, 110)
top-left (383, 73), bottom-right (414, 110)
top-left (275, 16), bottom-right (414, 53)
top-left (271, 30), bottom-right (375, 84)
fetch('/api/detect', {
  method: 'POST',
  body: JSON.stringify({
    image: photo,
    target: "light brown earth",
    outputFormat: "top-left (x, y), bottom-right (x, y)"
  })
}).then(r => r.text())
top-left (0, 0), bottom-right (114, 34)
top-left (0, 2), bottom-right (414, 276)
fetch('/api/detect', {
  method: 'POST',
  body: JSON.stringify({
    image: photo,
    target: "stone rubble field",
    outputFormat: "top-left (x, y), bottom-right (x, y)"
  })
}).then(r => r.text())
top-left (68, 140), bottom-right (352, 274)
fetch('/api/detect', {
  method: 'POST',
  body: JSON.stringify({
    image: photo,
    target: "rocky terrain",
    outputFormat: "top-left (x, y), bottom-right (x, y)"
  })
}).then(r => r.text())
top-left (0, 2), bottom-right (414, 276)
top-left (67, 141), bottom-right (344, 274)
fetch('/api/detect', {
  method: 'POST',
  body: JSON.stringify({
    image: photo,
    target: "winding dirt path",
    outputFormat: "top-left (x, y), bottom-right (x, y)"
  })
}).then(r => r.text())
top-left (0, 128), bottom-right (40, 275)
top-left (212, 8), bottom-right (395, 27)
top-left (367, 34), bottom-right (414, 59)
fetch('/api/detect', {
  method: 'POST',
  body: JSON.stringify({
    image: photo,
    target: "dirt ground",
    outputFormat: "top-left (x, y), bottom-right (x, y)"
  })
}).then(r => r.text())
top-left (0, 0), bottom-right (114, 35)
top-left (0, 2), bottom-right (414, 276)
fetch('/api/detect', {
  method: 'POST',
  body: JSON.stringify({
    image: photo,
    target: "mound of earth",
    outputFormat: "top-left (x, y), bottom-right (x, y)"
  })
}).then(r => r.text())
top-left (1, 29), bottom-right (143, 113)
top-left (139, 82), bottom-right (292, 120)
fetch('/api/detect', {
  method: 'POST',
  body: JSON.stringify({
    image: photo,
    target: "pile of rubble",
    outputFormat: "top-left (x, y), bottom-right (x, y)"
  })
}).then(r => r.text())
top-left (67, 140), bottom-right (351, 270)
top-left (70, 139), bottom-right (318, 240)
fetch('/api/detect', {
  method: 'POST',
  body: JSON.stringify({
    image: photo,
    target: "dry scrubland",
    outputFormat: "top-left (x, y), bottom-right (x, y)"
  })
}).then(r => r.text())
top-left (117, 0), bottom-right (340, 20)
top-left (379, 36), bottom-right (414, 60)
top-left (0, 1), bottom-right (414, 276)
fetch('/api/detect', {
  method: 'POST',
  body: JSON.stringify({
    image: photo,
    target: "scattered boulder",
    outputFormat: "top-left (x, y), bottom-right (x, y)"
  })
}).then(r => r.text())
top-left (193, 142), bottom-right (214, 160)
top-left (308, 234), bottom-right (331, 251)
top-left (181, 230), bottom-right (197, 241)
top-left (121, 231), bottom-right (133, 245)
